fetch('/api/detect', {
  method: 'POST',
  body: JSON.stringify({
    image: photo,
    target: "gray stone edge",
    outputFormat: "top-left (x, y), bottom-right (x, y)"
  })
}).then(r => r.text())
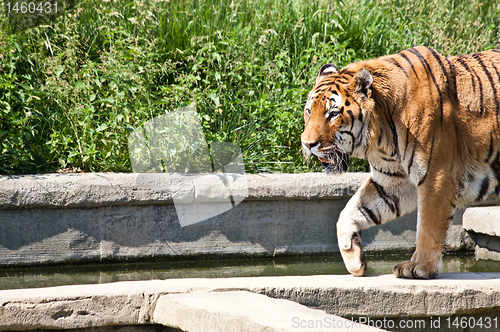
top-left (1, 273), bottom-right (500, 331)
top-left (463, 206), bottom-right (500, 237)
top-left (0, 172), bottom-right (368, 209)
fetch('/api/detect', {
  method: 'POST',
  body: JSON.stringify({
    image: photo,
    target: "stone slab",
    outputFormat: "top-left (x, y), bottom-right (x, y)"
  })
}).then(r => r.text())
top-left (463, 206), bottom-right (500, 237)
top-left (153, 291), bottom-right (381, 332)
top-left (1, 273), bottom-right (500, 330)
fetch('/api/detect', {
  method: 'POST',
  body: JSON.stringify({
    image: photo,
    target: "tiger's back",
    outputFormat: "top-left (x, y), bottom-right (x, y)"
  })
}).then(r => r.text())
top-left (372, 46), bottom-right (500, 205)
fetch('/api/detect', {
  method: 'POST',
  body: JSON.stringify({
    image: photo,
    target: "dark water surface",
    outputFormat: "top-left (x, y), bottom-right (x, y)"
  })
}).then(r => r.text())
top-left (0, 253), bottom-right (498, 290)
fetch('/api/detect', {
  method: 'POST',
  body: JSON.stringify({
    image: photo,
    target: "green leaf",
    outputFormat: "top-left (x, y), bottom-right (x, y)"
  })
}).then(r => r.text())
top-left (95, 97), bottom-right (115, 104)
top-left (96, 123), bottom-right (108, 132)
top-left (75, 81), bottom-right (86, 89)
top-left (124, 124), bottom-right (136, 132)
top-left (0, 101), bottom-right (11, 113)
top-left (208, 92), bottom-right (219, 107)
top-left (54, 66), bottom-right (64, 77)
top-left (14, 42), bottom-right (34, 66)
top-left (212, 52), bottom-right (221, 63)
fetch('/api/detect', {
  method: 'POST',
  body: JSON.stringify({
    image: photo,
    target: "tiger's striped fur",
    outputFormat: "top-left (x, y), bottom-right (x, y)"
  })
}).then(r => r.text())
top-left (301, 46), bottom-right (500, 279)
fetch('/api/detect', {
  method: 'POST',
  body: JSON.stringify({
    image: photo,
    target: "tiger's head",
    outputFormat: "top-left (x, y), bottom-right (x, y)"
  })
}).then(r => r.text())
top-left (301, 63), bottom-right (374, 173)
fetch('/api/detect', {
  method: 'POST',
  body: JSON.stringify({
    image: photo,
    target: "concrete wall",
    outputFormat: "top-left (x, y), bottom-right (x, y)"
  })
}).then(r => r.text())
top-left (0, 172), bottom-right (482, 266)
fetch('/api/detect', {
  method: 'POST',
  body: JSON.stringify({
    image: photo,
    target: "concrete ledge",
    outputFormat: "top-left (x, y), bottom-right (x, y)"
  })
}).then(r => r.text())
top-left (463, 207), bottom-right (500, 237)
top-left (0, 173), bottom-right (367, 209)
top-left (463, 206), bottom-right (500, 261)
top-left (0, 172), bottom-right (368, 266)
top-left (0, 172), bottom-right (489, 266)
top-left (1, 273), bottom-right (500, 331)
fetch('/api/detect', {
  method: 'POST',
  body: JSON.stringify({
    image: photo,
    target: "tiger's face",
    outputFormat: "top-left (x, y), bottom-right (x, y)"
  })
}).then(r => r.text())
top-left (301, 64), bottom-right (373, 173)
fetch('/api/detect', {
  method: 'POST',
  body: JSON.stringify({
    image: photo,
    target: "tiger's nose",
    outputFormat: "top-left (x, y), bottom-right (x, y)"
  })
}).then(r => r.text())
top-left (302, 141), bottom-right (319, 150)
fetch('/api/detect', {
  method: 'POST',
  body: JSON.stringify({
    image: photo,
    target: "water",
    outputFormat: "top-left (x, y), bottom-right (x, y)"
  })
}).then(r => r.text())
top-left (0, 253), bottom-right (498, 290)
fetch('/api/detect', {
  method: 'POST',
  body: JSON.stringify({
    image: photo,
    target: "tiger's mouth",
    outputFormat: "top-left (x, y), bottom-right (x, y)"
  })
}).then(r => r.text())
top-left (317, 152), bottom-right (350, 174)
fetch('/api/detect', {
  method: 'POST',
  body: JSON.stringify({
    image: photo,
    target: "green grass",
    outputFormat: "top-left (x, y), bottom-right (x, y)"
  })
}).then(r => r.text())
top-left (1, 0), bottom-right (499, 175)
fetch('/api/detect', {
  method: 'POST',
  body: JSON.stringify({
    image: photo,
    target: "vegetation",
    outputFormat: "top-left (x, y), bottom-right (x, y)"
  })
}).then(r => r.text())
top-left (1, 0), bottom-right (499, 175)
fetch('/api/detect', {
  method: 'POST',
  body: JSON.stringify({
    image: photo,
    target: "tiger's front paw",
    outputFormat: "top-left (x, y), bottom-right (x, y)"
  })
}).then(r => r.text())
top-left (338, 231), bottom-right (367, 277)
top-left (393, 260), bottom-right (440, 279)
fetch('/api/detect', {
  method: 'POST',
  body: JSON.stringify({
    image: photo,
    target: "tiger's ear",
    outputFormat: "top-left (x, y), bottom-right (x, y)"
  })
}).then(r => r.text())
top-left (352, 68), bottom-right (373, 99)
top-left (316, 63), bottom-right (338, 84)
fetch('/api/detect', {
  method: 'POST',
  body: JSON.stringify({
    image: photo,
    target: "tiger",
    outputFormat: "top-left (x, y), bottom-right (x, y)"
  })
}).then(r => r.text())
top-left (301, 46), bottom-right (500, 279)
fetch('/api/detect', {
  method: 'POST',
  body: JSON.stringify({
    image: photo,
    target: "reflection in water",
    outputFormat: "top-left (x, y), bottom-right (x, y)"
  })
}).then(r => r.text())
top-left (0, 253), bottom-right (496, 290)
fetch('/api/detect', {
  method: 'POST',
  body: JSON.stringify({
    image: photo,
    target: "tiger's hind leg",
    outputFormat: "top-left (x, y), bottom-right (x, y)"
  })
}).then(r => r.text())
top-left (337, 175), bottom-right (417, 276)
